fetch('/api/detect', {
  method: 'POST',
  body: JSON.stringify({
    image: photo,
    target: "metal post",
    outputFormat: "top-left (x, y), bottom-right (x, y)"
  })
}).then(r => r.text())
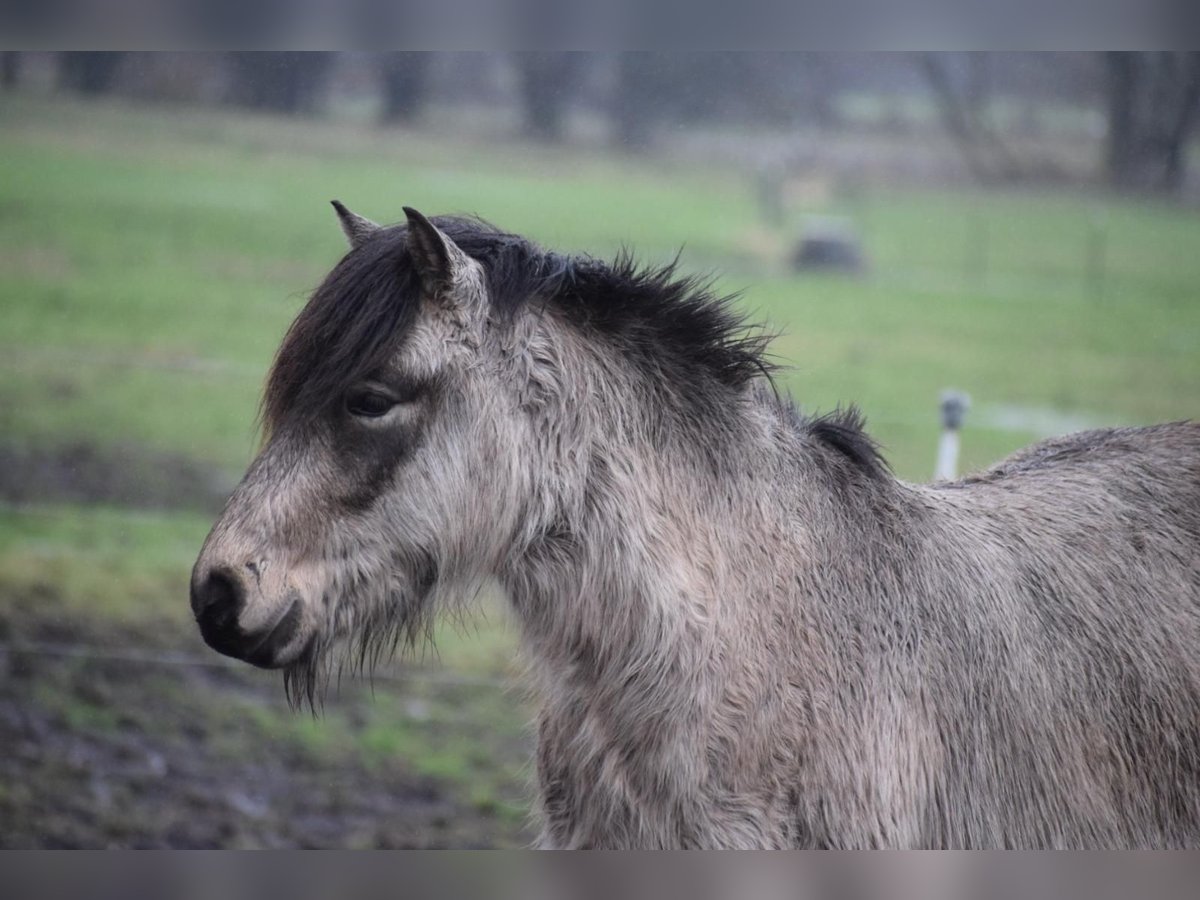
top-left (935, 390), bottom-right (971, 481)
top-left (1087, 217), bottom-right (1107, 303)
top-left (756, 160), bottom-right (784, 229)
top-left (967, 215), bottom-right (989, 290)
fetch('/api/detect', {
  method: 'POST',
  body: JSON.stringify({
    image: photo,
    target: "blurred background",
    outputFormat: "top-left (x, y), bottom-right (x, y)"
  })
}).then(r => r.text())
top-left (1, 51), bottom-right (1198, 848)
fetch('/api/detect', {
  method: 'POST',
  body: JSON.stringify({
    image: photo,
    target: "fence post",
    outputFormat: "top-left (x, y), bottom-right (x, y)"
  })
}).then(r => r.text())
top-left (755, 160), bottom-right (785, 229)
top-left (1086, 216), bottom-right (1107, 303)
top-left (966, 215), bottom-right (989, 290)
top-left (935, 390), bottom-right (971, 481)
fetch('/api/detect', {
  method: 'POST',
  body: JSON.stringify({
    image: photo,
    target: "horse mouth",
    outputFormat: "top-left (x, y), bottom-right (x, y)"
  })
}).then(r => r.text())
top-left (244, 597), bottom-right (306, 668)
top-left (199, 596), bottom-right (306, 670)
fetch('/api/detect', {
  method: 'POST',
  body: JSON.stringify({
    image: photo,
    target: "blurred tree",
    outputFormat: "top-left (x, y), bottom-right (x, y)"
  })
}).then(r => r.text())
top-left (1104, 52), bottom-right (1200, 193)
top-left (612, 53), bottom-right (850, 152)
top-left (515, 53), bottom-right (583, 142)
top-left (225, 52), bottom-right (335, 116)
top-left (379, 53), bottom-right (430, 124)
top-left (918, 52), bottom-right (1026, 183)
top-left (802, 54), bottom-right (840, 129)
top-left (613, 52), bottom-right (662, 151)
top-left (58, 52), bottom-right (128, 95)
top-left (1, 52), bottom-right (19, 89)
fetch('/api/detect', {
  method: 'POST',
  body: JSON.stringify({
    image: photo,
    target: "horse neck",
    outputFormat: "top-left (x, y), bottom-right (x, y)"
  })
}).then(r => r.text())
top-left (497, 345), bottom-right (809, 708)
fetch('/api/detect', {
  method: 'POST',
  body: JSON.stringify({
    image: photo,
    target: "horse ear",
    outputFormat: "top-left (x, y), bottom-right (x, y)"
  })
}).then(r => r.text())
top-left (331, 200), bottom-right (380, 249)
top-left (403, 206), bottom-right (471, 296)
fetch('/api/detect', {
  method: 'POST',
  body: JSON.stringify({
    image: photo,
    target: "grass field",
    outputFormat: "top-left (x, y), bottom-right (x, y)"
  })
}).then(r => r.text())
top-left (1, 94), bottom-right (1198, 847)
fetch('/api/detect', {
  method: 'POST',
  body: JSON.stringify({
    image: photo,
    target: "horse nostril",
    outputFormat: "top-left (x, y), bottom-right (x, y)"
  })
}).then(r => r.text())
top-left (191, 567), bottom-right (245, 622)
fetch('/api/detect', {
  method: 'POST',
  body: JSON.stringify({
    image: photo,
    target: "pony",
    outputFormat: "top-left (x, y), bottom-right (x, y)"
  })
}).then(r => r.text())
top-left (191, 203), bottom-right (1200, 848)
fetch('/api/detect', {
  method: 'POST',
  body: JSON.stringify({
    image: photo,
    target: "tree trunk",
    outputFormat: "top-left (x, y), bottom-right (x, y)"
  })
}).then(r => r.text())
top-left (58, 52), bottom-right (127, 95)
top-left (379, 53), bottom-right (430, 124)
top-left (1162, 56), bottom-right (1200, 193)
top-left (1, 52), bottom-right (20, 89)
top-left (1104, 52), bottom-right (1200, 194)
top-left (919, 52), bottom-right (1019, 183)
top-left (613, 52), bottom-right (660, 152)
top-left (226, 52), bottom-right (334, 116)
top-left (1105, 52), bottom-right (1141, 189)
top-left (515, 52), bottom-right (579, 143)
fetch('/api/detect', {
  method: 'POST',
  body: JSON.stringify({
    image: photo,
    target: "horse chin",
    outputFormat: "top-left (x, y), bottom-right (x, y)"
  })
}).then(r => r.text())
top-left (281, 636), bottom-right (325, 708)
top-left (262, 631), bottom-right (313, 669)
top-left (279, 579), bottom-right (435, 707)
top-left (229, 595), bottom-right (313, 670)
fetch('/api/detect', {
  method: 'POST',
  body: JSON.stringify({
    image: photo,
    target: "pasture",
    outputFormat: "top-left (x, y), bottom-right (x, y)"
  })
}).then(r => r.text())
top-left (1, 94), bottom-right (1198, 847)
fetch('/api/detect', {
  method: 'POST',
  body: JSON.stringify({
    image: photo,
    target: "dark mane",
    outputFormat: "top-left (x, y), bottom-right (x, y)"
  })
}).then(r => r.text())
top-left (551, 252), bottom-right (775, 390)
top-left (264, 224), bottom-right (420, 432)
top-left (804, 406), bottom-right (890, 479)
top-left (264, 216), bottom-right (774, 431)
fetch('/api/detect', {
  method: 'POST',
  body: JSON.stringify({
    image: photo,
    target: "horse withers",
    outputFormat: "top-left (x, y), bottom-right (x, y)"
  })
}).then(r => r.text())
top-left (191, 203), bottom-right (1200, 848)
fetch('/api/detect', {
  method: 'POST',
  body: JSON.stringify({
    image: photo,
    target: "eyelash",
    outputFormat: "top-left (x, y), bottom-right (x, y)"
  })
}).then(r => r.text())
top-left (344, 382), bottom-right (424, 419)
top-left (345, 389), bottom-right (395, 418)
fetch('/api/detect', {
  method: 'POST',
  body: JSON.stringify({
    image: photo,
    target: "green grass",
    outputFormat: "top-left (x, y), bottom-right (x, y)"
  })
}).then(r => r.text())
top-left (0, 505), bottom-right (208, 632)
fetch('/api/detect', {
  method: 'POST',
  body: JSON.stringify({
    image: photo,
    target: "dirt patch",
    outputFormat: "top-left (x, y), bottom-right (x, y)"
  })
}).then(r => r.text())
top-left (0, 445), bottom-right (535, 848)
top-left (0, 442), bottom-right (235, 515)
top-left (0, 604), bottom-right (533, 848)
top-left (1, 657), bottom-right (517, 848)
top-left (0, 245), bottom-right (77, 281)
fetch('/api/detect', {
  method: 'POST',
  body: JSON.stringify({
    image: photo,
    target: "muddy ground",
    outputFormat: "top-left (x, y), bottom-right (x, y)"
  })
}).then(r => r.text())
top-left (0, 598), bottom-right (535, 849)
top-left (0, 441), bottom-right (535, 849)
top-left (0, 442), bottom-right (234, 514)
top-left (0, 593), bottom-right (535, 848)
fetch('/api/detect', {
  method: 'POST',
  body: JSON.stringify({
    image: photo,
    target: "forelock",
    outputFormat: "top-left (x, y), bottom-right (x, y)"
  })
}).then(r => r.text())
top-left (260, 213), bottom-right (772, 434)
top-left (263, 227), bottom-right (420, 432)
top-left (261, 217), bottom-right (561, 433)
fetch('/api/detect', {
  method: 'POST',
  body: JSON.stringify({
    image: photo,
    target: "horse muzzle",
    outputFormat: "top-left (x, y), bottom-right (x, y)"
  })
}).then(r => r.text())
top-left (190, 564), bottom-right (308, 669)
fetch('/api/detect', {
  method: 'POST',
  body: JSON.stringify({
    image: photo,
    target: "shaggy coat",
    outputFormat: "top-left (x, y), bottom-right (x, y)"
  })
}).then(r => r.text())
top-left (191, 208), bottom-right (1200, 849)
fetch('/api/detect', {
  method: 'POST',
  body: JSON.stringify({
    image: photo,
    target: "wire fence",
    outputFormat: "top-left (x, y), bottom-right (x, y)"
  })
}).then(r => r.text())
top-left (0, 345), bottom-right (264, 378)
top-left (0, 638), bottom-right (513, 691)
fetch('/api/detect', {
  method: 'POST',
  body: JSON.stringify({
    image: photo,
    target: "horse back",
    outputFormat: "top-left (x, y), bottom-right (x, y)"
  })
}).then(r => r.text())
top-left (945, 421), bottom-right (1200, 541)
top-left (907, 421), bottom-right (1200, 846)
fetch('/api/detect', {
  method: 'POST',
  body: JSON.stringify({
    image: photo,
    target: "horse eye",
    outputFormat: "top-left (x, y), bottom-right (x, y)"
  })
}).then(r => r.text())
top-left (345, 389), bottom-right (396, 419)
